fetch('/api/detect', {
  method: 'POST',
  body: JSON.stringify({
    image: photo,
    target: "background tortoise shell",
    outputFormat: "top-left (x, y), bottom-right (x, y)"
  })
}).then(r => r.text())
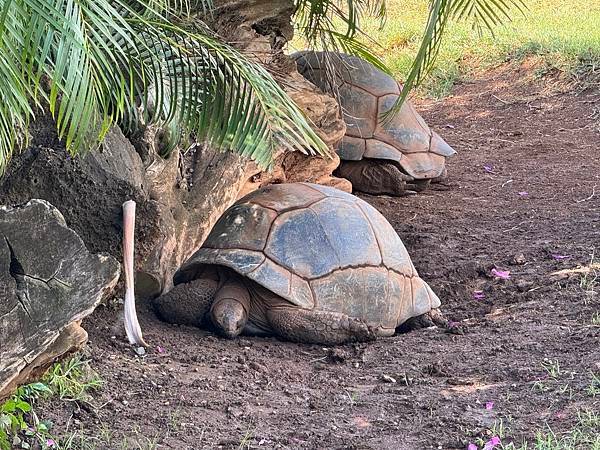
top-left (293, 51), bottom-right (456, 180)
top-left (174, 183), bottom-right (440, 333)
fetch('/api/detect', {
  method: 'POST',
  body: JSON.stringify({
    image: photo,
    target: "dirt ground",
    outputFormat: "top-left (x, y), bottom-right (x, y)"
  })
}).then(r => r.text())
top-left (38, 62), bottom-right (600, 449)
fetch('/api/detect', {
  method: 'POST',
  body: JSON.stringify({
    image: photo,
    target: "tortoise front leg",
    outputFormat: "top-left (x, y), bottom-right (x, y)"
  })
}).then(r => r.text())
top-left (266, 308), bottom-right (377, 345)
top-left (153, 279), bottom-right (219, 327)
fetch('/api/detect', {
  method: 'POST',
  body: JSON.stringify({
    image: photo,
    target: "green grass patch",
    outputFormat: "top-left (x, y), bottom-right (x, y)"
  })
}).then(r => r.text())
top-left (501, 409), bottom-right (600, 450)
top-left (0, 355), bottom-right (101, 450)
top-left (291, 0), bottom-right (600, 97)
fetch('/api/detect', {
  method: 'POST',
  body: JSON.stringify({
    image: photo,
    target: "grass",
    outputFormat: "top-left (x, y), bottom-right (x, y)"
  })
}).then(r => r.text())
top-left (579, 253), bottom-right (598, 303)
top-left (0, 355), bottom-right (101, 450)
top-left (291, 0), bottom-right (600, 97)
top-left (41, 356), bottom-right (102, 402)
top-left (587, 373), bottom-right (600, 398)
top-left (541, 359), bottom-right (561, 379)
top-left (500, 410), bottom-right (600, 450)
top-left (478, 370), bottom-right (600, 450)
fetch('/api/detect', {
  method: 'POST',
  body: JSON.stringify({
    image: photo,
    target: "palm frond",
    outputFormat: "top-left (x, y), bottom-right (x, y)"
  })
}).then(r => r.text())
top-left (0, 0), bottom-right (328, 174)
top-left (294, 0), bottom-right (391, 73)
top-left (451, 0), bottom-right (527, 35)
top-left (381, 0), bottom-right (452, 122)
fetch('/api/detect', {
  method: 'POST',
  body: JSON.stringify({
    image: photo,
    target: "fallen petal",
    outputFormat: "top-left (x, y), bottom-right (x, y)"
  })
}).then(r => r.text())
top-left (156, 345), bottom-right (165, 353)
top-left (483, 164), bottom-right (494, 173)
top-left (551, 254), bottom-right (571, 261)
top-left (491, 268), bottom-right (511, 279)
top-left (485, 401), bottom-right (494, 410)
top-left (473, 290), bottom-right (485, 300)
top-left (352, 416), bottom-right (372, 428)
top-left (518, 191), bottom-right (529, 196)
top-left (484, 436), bottom-right (501, 449)
top-left (46, 439), bottom-right (56, 447)
top-left (467, 444), bottom-right (478, 450)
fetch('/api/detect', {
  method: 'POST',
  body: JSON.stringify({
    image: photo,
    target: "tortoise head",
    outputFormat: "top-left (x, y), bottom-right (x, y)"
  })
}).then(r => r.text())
top-left (210, 281), bottom-right (250, 338)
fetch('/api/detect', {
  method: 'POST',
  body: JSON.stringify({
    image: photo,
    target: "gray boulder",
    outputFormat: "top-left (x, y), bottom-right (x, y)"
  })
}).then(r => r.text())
top-left (0, 200), bottom-right (120, 400)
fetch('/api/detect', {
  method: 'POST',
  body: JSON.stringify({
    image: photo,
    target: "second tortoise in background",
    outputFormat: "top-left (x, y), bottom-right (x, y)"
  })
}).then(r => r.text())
top-left (293, 51), bottom-right (456, 196)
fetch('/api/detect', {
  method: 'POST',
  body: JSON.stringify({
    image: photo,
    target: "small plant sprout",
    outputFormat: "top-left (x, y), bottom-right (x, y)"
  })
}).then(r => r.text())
top-left (533, 380), bottom-right (548, 392)
top-left (0, 356), bottom-right (103, 450)
top-left (541, 359), bottom-right (561, 379)
top-left (0, 382), bottom-right (52, 450)
top-left (579, 251), bottom-right (598, 302)
top-left (591, 311), bottom-right (600, 325)
top-left (490, 418), bottom-right (507, 439)
top-left (345, 390), bottom-right (360, 407)
top-left (558, 383), bottom-right (575, 400)
top-left (238, 428), bottom-right (256, 450)
top-left (587, 373), bottom-right (600, 397)
top-left (42, 356), bottom-right (102, 402)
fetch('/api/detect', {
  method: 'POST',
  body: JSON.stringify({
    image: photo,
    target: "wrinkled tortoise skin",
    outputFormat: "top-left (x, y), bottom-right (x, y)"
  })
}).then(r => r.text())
top-left (174, 183), bottom-right (440, 335)
top-left (292, 51), bottom-right (456, 180)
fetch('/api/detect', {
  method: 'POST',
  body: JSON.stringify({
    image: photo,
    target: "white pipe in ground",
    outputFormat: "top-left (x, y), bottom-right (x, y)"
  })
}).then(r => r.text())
top-left (122, 200), bottom-right (147, 347)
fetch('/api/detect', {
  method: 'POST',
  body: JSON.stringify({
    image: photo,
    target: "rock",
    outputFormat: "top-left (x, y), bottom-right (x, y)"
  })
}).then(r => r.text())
top-left (0, 128), bottom-right (160, 279)
top-left (513, 253), bottom-right (526, 265)
top-left (0, 200), bottom-right (120, 400)
top-left (0, 323), bottom-right (88, 401)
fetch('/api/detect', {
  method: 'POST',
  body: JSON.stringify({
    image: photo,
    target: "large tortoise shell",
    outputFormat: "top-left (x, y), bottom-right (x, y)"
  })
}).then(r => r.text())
top-left (293, 51), bottom-right (456, 179)
top-left (174, 183), bottom-right (440, 330)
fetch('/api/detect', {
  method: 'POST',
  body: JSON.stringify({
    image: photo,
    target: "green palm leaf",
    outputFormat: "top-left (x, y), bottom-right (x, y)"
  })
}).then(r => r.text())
top-left (0, 0), bottom-right (329, 174)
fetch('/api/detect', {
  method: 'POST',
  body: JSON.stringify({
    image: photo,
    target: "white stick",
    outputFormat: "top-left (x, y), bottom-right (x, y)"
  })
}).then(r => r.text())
top-left (122, 200), bottom-right (147, 347)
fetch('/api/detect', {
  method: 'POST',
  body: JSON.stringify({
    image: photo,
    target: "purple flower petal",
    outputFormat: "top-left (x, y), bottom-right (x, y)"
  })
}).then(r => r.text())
top-left (484, 436), bottom-right (501, 449)
top-left (46, 439), bottom-right (56, 447)
top-left (518, 191), bottom-right (528, 196)
top-left (485, 401), bottom-right (494, 410)
top-left (467, 444), bottom-right (478, 450)
top-left (551, 254), bottom-right (571, 261)
top-left (491, 268), bottom-right (511, 279)
top-left (156, 346), bottom-right (165, 353)
top-left (473, 290), bottom-right (485, 300)
top-left (483, 164), bottom-right (494, 173)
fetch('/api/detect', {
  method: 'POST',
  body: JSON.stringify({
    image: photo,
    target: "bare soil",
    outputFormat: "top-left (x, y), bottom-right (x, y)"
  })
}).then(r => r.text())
top-left (38, 62), bottom-right (600, 449)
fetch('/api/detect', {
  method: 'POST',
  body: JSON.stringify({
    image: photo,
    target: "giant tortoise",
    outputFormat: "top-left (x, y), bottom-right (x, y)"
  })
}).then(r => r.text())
top-left (154, 182), bottom-right (443, 344)
top-left (293, 51), bottom-right (456, 196)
